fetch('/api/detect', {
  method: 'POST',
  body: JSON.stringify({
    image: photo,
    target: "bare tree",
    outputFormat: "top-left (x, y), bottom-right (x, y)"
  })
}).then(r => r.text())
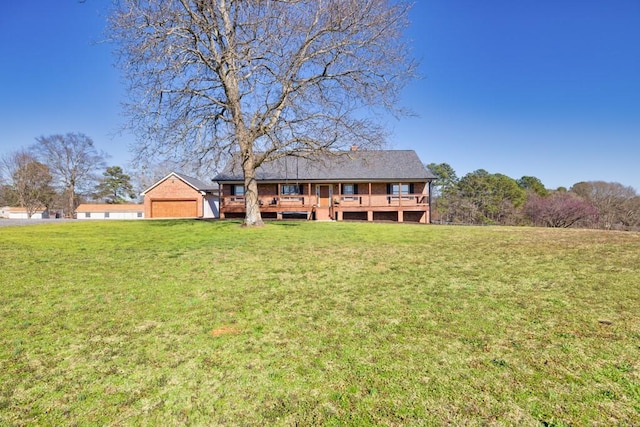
top-left (571, 181), bottom-right (637, 230)
top-left (31, 133), bottom-right (106, 217)
top-left (1, 150), bottom-right (55, 217)
top-left (524, 192), bottom-right (597, 228)
top-left (619, 196), bottom-right (640, 231)
top-left (109, 0), bottom-right (416, 226)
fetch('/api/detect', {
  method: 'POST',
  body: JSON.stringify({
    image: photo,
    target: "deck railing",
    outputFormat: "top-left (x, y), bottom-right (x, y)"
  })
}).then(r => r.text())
top-left (221, 193), bottom-right (427, 211)
top-left (335, 194), bottom-right (428, 207)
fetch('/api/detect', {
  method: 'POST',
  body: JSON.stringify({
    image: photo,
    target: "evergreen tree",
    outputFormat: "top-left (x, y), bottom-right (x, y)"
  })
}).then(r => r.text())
top-left (95, 166), bottom-right (136, 204)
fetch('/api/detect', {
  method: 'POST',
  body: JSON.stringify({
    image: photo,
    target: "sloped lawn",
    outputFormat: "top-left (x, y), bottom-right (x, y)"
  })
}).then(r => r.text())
top-left (1, 220), bottom-right (639, 425)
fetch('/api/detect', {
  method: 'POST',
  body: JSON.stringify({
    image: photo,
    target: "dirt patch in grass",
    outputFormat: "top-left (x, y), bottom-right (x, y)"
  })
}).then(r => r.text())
top-left (210, 325), bottom-right (240, 337)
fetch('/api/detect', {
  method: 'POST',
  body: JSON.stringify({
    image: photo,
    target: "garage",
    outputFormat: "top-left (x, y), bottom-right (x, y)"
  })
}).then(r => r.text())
top-left (142, 172), bottom-right (219, 219)
top-left (150, 199), bottom-right (198, 218)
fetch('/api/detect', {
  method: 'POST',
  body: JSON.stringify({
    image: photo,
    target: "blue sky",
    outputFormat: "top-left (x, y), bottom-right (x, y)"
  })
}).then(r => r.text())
top-left (1, 1), bottom-right (639, 191)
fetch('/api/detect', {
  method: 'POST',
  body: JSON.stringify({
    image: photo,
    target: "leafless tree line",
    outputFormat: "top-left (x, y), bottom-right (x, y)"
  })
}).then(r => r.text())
top-left (429, 164), bottom-right (640, 231)
top-left (1, 133), bottom-right (107, 217)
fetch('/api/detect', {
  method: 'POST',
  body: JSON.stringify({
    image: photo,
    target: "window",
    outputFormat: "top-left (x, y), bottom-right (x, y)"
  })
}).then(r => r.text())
top-left (85, 212), bottom-right (90, 218)
top-left (137, 212), bottom-right (143, 218)
top-left (342, 184), bottom-right (358, 195)
top-left (281, 184), bottom-right (301, 195)
top-left (389, 184), bottom-right (412, 195)
top-left (105, 212), bottom-right (110, 218)
top-left (232, 185), bottom-right (245, 196)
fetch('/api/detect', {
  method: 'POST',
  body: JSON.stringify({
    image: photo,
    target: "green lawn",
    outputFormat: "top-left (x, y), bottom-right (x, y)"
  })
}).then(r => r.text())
top-left (1, 220), bottom-right (639, 425)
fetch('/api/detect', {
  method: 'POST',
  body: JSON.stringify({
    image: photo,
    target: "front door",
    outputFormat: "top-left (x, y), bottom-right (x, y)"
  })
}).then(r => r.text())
top-left (315, 185), bottom-right (332, 220)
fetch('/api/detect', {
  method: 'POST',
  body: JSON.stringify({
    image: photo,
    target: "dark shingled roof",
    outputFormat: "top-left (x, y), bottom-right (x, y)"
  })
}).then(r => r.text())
top-left (172, 172), bottom-right (219, 191)
top-left (214, 150), bottom-right (435, 182)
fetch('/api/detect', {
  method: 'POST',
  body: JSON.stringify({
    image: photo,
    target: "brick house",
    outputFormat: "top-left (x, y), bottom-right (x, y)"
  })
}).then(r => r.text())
top-left (214, 150), bottom-right (436, 223)
top-left (142, 172), bottom-right (219, 219)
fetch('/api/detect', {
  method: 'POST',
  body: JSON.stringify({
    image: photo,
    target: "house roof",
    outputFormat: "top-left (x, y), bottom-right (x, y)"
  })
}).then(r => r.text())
top-left (76, 204), bottom-right (144, 213)
top-left (1, 206), bottom-right (47, 213)
top-left (141, 171), bottom-right (218, 195)
top-left (214, 150), bottom-right (436, 182)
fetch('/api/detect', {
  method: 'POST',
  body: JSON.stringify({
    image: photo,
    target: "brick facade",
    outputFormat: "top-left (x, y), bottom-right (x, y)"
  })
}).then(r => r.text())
top-left (144, 177), bottom-right (204, 218)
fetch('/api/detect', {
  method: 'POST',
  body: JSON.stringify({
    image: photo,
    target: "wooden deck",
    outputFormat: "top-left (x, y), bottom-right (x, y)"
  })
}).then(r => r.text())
top-left (220, 193), bottom-right (429, 222)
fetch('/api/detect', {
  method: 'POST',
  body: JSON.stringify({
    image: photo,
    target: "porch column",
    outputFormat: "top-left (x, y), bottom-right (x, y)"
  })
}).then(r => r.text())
top-left (398, 210), bottom-right (404, 223)
top-left (219, 184), bottom-right (225, 219)
top-left (428, 181), bottom-right (433, 224)
top-left (368, 182), bottom-right (372, 207)
top-left (367, 211), bottom-right (373, 222)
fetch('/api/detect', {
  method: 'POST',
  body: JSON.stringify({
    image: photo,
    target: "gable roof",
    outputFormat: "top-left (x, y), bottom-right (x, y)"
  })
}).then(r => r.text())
top-left (214, 150), bottom-right (436, 182)
top-left (141, 171), bottom-right (218, 195)
top-left (76, 204), bottom-right (144, 213)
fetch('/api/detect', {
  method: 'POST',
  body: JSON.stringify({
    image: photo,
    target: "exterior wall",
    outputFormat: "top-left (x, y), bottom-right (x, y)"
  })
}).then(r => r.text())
top-left (2, 209), bottom-right (49, 219)
top-left (203, 195), bottom-right (220, 218)
top-left (144, 178), bottom-right (204, 218)
top-left (260, 183), bottom-right (278, 195)
top-left (370, 183), bottom-right (388, 195)
top-left (77, 211), bottom-right (144, 220)
top-left (413, 182), bottom-right (427, 195)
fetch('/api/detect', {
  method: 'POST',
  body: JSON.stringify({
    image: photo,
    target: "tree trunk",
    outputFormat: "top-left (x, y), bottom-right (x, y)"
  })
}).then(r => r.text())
top-left (241, 149), bottom-right (264, 227)
top-left (69, 182), bottom-right (75, 218)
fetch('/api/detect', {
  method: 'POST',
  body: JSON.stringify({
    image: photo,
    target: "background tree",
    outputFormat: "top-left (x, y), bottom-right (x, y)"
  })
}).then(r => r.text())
top-left (618, 195), bottom-right (640, 231)
top-left (109, 0), bottom-right (416, 226)
top-left (450, 170), bottom-right (525, 225)
top-left (426, 162), bottom-right (458, 223)
top-left (94, 166), bottom-right (136, 204)
top-left (31, 133), bottom-right (106, 217)
top-left (1, 150), bottom-right (55, 217)
top-left (524, 192), bottom-right (598, 228)
top-left (427, 162), bottom-right (458, 196)
top-left (517, 176), bottom-right (548, 196)
top-left (0, 165), bottom-right (15, 206)
top-left (0, 184), bottom-right (18, 207)
top-left (571, 181), bottom-right (637, 230)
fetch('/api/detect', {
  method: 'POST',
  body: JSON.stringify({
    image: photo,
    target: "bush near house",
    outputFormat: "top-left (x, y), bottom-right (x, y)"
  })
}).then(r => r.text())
top-left (1, 221), bottom-right (638, 425)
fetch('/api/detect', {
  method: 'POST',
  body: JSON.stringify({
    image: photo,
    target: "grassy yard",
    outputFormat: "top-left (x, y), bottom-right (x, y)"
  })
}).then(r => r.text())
top-left (1, 220), bottom-right (639, 426)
